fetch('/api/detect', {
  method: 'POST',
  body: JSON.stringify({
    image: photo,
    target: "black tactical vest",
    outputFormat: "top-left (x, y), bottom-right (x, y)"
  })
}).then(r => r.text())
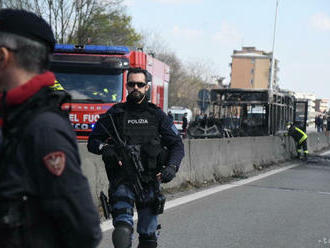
top-left (120, 103), bottom-right (162, 173)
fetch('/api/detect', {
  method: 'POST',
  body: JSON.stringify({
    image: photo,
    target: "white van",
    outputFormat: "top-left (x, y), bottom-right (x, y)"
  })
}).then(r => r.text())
top-left (168, 106), bottom-right (192, 131)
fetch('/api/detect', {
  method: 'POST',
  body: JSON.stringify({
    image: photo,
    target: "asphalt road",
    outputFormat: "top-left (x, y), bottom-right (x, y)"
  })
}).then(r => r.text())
top-left (98, 155), bottom-right (330, 248)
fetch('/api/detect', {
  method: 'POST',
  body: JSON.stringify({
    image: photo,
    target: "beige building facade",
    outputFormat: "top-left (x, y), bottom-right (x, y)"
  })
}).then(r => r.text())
top-left (230, 47), bottom-right (278, 89)
top-left (315, 99), bottom-right (329, 113)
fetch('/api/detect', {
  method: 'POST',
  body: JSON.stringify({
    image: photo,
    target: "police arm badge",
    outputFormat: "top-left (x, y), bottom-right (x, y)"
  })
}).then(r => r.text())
top-left (43, 151), bottom-right (66, 176)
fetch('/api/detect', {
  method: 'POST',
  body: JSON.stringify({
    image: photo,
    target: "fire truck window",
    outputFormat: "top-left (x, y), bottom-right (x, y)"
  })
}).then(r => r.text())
top-left (54, 72), bottom-right (123, 103)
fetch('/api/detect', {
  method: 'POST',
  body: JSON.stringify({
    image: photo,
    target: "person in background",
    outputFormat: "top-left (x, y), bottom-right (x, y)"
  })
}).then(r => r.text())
top-left (323, 115), bottom-right (327, 132)
top-left (316, 115), bottom-right (322, 132)
top-left (167, 110), bottom-right (174, 123)
top-left (182, 112), bottom-right (188, 138)
top-left (287, 122), bottom-right (308, 160)
top-left (194, 112), bottom-right (202, 122)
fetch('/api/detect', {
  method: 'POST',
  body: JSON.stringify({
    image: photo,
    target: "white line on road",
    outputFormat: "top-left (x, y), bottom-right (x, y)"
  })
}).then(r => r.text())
top-left (101, 150), bottom-right (330, 232)
top-left (321, 150), bottom-right (330, 156)
top-left (163, 164), bottom-right (299, 211)
top-left (101, 163), bottom-right (301, 232)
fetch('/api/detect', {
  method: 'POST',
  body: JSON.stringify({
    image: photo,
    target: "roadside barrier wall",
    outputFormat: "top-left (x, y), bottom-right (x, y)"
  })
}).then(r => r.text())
top-left (79, 132), bottom-right (330, 204)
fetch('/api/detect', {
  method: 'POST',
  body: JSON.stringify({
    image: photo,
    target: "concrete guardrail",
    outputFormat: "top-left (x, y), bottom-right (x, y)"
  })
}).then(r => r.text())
top-left (79, 132), bottom-right (330, 205)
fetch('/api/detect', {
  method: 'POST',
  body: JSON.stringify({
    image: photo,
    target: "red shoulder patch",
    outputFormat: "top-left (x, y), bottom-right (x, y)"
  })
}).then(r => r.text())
top-left (43, 151), bottom-right (66, 176)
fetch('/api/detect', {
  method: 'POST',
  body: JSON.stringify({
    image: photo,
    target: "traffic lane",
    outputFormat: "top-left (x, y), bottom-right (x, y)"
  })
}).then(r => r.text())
top-left (98, 230), bottom-right (112, 248)
top-left (98, 162), bottom-right (330, 248)
top-left (157, 177), bottom-right (330, 247)
top-left (247, 161), bottom-right (330, 194)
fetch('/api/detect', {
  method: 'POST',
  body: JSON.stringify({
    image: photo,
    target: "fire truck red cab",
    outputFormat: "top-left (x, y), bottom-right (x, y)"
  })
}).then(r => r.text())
top-left (50, 44), bottom-right (170, 140)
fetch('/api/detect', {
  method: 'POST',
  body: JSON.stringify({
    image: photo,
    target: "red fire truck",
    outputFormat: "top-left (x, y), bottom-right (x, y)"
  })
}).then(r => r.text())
top-left (50, 44), bottom-right (170, 140)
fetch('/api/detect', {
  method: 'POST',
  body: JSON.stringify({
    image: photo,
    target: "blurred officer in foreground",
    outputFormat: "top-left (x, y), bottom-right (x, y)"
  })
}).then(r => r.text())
top-left (0, 9), bottom-right (101, 248)
top-left (88, 67), bottom-right (184, 248)
top-left (287, 122), bottom-right (308, 159)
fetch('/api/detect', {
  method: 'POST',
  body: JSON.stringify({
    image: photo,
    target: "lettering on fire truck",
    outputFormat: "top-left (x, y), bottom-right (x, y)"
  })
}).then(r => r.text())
top-left (70, 114), bottom-right (100, 129)
top-left (72, 123), bottom-right (90, 130)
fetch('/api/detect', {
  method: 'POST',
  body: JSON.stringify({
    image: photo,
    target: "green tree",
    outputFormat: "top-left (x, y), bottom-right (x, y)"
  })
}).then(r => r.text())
top-left (3, 0), bottom-right (142, 46)
top-left (76, 9), bottom-right (142, 46)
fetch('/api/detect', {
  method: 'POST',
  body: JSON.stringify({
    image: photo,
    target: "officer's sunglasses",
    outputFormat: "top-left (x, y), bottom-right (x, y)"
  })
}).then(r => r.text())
top-left (127, 81), bottom-right (147, 88)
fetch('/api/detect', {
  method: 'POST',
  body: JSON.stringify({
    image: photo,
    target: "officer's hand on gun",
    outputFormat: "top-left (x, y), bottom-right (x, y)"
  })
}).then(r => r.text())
top-left (156, 165), bottom-right (177, 183)
top-left (101, 145), bottom-right (122, 166)
top-left (101, 143), bottom-right (177, 183)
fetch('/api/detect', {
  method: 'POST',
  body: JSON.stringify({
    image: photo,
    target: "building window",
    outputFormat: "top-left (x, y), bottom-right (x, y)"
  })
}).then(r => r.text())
top-left (251, 68), bottom-right (254, 74)
top-left (250, 79), bottom-right (254, 85)
top-left (251, 58), bottom-right (255, 64)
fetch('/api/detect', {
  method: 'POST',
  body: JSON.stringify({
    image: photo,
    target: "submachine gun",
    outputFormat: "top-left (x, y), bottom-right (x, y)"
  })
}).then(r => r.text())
top-left (98, 113), bottom-right (165, 219)
top-left (107, 113), bottom-right (146, 202)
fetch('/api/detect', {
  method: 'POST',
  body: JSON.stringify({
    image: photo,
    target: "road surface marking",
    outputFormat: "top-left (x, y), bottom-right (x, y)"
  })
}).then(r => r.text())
top-left (101, 150), bottom-right (330, 232)
top-left (101, 163), bottom-right (302, 232)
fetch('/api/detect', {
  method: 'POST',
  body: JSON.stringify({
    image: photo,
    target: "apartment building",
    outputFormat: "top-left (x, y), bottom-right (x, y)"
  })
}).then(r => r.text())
top-left (230, 47), bottom-right (278, 89)
top-left (315, 98), bottom-right (329, 113)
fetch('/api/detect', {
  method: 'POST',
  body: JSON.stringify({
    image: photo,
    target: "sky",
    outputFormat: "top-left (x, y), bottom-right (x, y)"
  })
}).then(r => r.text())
top-left (123, 0), bottom-right (330, 100)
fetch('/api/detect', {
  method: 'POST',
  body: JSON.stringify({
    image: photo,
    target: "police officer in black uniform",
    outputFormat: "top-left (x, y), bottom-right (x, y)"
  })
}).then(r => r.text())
top-left (88, 67), bottom-right (184, 248)
top-left (0, 9), bottom-right (102, 248)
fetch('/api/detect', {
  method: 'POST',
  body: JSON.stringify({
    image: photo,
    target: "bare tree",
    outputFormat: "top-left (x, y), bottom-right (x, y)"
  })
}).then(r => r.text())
top-left (140, 31), bottom-right (214, 110)
top-left (138, 29), bottom-right (170, 55)
top-left (3, 0), bottom-right (122, 43)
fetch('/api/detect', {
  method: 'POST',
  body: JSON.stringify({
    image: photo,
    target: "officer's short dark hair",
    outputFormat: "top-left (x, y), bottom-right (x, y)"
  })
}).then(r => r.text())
top-left (0, 9), bottom-right (55, 73)
top-left (127, 68), bottom-right (152, 84)
top-left (0, 32), bottom-right (49, 73)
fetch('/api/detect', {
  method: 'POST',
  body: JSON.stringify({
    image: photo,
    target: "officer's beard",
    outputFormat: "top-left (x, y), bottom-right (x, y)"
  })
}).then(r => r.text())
top-left (127, 90), bottom-right (145, 104)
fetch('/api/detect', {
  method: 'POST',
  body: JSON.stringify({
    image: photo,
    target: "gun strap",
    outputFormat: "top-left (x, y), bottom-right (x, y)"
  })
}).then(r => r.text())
top-left (108, 113), bottom-right (125, 146)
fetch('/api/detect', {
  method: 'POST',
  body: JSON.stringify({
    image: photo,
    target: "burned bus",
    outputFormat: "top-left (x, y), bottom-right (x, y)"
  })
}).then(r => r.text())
top-left (188, 88), bottom-right (307, 139)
